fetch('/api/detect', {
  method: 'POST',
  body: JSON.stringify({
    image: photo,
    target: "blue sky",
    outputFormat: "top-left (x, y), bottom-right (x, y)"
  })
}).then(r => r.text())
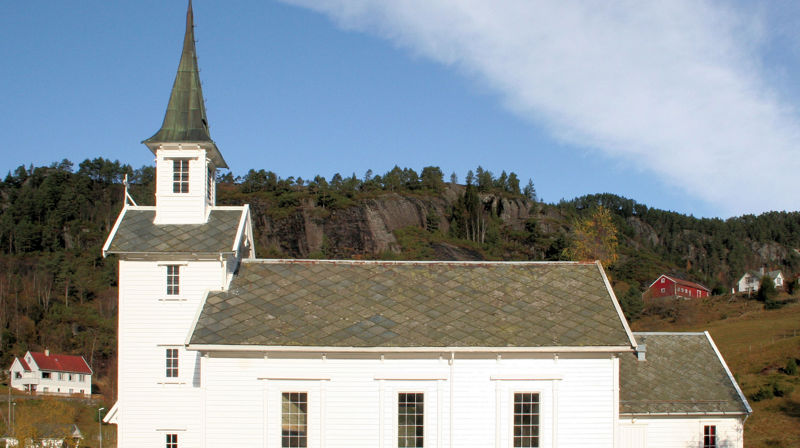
top-left (3, 1), bottom-right (800, 218)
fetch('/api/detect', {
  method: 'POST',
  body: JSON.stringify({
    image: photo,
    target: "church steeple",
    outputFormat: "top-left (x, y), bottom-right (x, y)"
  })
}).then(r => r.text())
top-left (147, 1), bottom-right (225, 225)
top-left (143, 0), bottom-right (227, 169)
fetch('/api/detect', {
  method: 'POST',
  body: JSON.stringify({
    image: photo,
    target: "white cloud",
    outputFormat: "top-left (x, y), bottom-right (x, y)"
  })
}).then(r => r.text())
top-left (283, 0), bottom-right (800, 215)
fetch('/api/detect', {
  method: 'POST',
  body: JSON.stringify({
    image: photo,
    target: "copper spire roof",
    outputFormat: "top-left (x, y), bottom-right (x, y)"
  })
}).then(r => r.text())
top-left (143, 0), bottom-right (227, 168)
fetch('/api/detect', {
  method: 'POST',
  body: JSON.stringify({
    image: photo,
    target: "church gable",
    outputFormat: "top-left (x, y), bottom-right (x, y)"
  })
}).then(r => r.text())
top-left (189, 260), bottom-right (635, 349)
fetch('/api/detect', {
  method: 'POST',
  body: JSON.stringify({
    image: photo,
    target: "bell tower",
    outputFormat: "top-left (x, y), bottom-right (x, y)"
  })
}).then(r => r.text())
top-left (143, 0), bottom-right (227, 224)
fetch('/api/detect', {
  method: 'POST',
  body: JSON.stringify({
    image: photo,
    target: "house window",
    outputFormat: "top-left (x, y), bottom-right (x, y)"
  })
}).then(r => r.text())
top-left (79, 374), bottom-right (85, 382)
top-left (166, 433), bottom-right (178, 448)
top-left (661, 278), bottom-right (665, 283)
top-left (166, 349), bottom-right (179, 378)
top-left (282, 392), bottom-right (308, 448)
top-left (58, 373), bottom-right (63, 380)
top-left (42, 387), bottom-right (48, 392)
top-left (513, 392), bottom-right (540, 448)
top-left (167, 265), bottom-right (180, 295)
top-left (42, 372), bottom-right (51, 379)
top-left (398, 393), bottom-right (424, 448)
top-left (207, 167), bottom-right (214, 201)
top-left (172, 159), bottom-right (189, 193)
top-left (660, 288), bottom-right (665, 293)
top-left (703, 425), bottom-right (716, 448)
top-left (14, 372), bottom-right (21, 379)
top-left (69, 374), bottom-right (73, 381)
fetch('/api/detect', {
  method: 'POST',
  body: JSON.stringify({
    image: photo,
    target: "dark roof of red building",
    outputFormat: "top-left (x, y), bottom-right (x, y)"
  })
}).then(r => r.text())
top-left (29, 352), bottom-right (92, 374)
top-left (649, 275), bottom-right (710, 292)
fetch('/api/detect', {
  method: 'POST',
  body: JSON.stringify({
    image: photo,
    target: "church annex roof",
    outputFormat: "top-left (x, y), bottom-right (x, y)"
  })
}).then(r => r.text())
top-left (104, 207), bottom-right (246, 255)
top-left (188, 260), bottom-right (636, 349)
top-left (143, 1), bottom-right (227, 168)
top-left (620, 332), bottom-right (751, 415)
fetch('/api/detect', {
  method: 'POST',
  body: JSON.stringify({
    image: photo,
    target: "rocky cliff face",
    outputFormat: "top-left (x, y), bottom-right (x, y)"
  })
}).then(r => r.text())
top-left (250, 186), bottom-right (533, 259)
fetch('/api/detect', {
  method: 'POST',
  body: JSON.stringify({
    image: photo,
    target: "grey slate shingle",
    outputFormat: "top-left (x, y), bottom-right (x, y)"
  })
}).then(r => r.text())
top-left (106, 208), bottom-right (244, 254)
top-left (189, 260), bottom-right (632, 348)
top-left (620, 333), bottom-right (750, 415)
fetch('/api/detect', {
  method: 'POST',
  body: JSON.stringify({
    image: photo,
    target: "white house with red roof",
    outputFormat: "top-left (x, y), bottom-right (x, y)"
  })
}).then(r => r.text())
top-left (9, 350), bottom-right (92, 396)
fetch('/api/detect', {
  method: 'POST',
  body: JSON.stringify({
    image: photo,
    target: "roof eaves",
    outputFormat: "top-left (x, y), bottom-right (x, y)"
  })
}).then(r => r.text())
top-left (102, 205), bottom-right (129, 258)
top-left (620, 411), bottom-right (749, 417)
top-left (186, 344), bottom-right (636, 354)
top-left (596, 261), bottom-right (637, 349)
top-left (232, 205), bottom-right (249, 254)
top-left (186, 289), bottom-right (212, 347)
top-left (704, 331), bottom-right (752, 414)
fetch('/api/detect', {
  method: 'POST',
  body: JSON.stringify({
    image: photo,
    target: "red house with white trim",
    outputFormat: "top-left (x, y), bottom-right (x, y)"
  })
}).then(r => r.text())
top-left (646, 274), bottom-right (711, 300)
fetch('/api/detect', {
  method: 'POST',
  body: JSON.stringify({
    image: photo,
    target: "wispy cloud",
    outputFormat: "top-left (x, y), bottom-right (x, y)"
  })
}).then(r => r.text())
top-left (283, 0), bottom-right (800, 216)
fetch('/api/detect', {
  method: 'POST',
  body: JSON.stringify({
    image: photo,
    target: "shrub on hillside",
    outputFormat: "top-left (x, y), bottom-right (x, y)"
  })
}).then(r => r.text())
top-left (786, 358), bottom-right (798, 376)
top-left (757, 276), bottom-right (777, 302)
top-left (751, 386), bottom-right (773, 401)
top-left (772, 381), bottom-right (794, 397)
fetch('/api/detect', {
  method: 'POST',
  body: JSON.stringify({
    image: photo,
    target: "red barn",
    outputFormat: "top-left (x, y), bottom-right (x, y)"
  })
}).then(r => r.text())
top-left (646, 275), bottom-right (711, 300)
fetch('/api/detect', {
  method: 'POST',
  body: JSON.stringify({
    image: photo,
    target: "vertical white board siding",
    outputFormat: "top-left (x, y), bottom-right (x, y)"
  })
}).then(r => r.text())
top-left (154, 147), bottom-right (210, 224)
top-left (556, 357), bottom-right (617, 447)
top-left (199, 353), bottom-right (616, 448)
top-left (117, 259), bottom-right (225, 448)
top-left (618, 416), bottom-right (744, 448)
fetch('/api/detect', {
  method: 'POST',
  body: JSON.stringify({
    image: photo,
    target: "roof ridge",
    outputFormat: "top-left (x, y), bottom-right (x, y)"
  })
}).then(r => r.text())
top-left (240, 259), bottom-right (596, 266)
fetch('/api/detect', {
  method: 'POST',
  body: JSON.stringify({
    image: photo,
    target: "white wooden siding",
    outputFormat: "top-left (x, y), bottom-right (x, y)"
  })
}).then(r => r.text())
top-left (154, 147), bottom-right (211, 224)
top-left (117, 259), bottom-right (226, 448)
top-left (618, 416), bottom-right (744, 448)
top-left (200, 353), bottom-right (617, 448)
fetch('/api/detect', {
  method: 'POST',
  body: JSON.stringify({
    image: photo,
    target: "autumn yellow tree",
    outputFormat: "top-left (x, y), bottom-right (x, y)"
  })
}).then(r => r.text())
top-left (563, 206), bottom-right (619, 267)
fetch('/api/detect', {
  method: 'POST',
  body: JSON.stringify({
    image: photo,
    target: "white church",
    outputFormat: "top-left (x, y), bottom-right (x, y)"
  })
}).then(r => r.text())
top-left (102, 3), bottom-right (750, 447)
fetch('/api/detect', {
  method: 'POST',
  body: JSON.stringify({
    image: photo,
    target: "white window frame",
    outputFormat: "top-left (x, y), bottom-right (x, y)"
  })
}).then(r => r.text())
top-left (166, 265), bottom-right (180, 296)
top-left (165, 348), bottom-right (179, 379)
top-left (397, 392), bottom-right (425, 448)
top-left (376, 379), bottom-right (440, 448)
top-left (172, 159), bottom-right (190, 193)
top-left (699, 420), bottom-right (720, 448)
top-left (262, 379), bottom-right (328, 448)
top-left (511, 392), bottom-right (540, 448)
top-left (490, 377), bottom-right (558, 448)
top-left (207, 165), bottom-right (215, 202)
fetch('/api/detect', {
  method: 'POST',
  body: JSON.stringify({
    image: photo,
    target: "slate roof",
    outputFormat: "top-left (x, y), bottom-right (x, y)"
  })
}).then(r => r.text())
top-left (620, 333), bottom-right (750, 415)
top-left (189, 260), bottom-right (634, 348)
top-left (105, 208), bottom-right (244, 254)
top-left (29, 352), bottom-right (92, 374)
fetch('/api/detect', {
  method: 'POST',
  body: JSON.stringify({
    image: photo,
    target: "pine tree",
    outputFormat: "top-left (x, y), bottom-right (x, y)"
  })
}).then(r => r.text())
top-left (523, 179), bottom-right (537, 202)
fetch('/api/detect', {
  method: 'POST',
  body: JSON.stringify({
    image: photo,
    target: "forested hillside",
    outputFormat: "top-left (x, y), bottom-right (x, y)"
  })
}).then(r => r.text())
top-left (2, 158), bottom-right (799, 397)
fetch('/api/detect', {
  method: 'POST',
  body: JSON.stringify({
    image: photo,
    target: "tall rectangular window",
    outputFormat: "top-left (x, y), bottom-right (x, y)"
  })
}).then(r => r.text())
top-left (172, 159), bottom-right (189, 193)
top-left (166, 433), bottom-right (178, 448)
top-left (398, 393), bottom-right (424, 448)
top-left (207, 166), bottom-right (214, 201)
top-left (513, 392), bottom-right (539, 448)
top-left (282, 392), bottom-right (307, 448)
top-left (166, 349), bottom-right (179, 378)
top-left (167, 265), bottom-right (180, 295)
top-left (703, 425), bottom-right (716, 448)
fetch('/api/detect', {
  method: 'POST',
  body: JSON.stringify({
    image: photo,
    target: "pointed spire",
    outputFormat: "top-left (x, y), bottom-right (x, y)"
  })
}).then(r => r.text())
top-left (144, 0), bottom-right (227, 168)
